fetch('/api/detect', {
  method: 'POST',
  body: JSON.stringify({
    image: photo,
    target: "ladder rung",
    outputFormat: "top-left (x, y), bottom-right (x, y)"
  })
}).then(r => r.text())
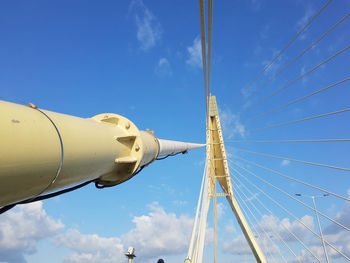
top-left (215, 193), bottom-right (229, 196)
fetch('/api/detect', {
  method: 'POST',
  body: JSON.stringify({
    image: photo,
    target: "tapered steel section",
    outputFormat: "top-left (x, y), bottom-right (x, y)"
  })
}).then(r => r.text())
top-left (208, 96), bottom-right (267, 263)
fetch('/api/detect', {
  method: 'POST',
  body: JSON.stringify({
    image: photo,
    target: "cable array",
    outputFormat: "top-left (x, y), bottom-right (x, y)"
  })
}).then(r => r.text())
top-left (229, 161), bottom-right (350, 261)
top-left (195, 0), bottom-right (350, 261)
top-left (230, 166), bottom-right (322, 262)
top-left (228, 158), bottom-right (350, 232)
top-left (198, 0), bottom-right (213, 120)
top-left (230, 0), bottom-right (334, 107)
top-left (237, 45), bottom-right (350, 118)
top-left (243, 77), bottom-right (350, 125)
top-left (232, 178), bottom-right (290, 263)
top-left (229, 153), bottom-right (350, 201)
top-left (230, 146), bottom-right (350, 172)
top-left (233, 13), bottom-right (349, 113)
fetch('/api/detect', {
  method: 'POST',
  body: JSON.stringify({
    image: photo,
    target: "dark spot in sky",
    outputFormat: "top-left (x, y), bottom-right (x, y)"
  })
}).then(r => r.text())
top-left (11, 119), bottom-right (20, 123)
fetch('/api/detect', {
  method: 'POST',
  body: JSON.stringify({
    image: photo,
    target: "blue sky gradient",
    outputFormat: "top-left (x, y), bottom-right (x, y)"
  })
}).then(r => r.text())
top-left (0, 0), bottom-right (349, 263)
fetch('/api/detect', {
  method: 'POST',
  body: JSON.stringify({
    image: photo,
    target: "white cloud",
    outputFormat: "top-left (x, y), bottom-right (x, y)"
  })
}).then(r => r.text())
top-left (281, 159), bottom-right (291, 166)
top-left (295, 7), bottom-right (314, 40)
top-left (0, 202), bottom-right (193, 263)
top-left (52, 202), bottom-right (193, 263)
top-left (224, 220), bottom-right (236, 234)
top-left (314, 189), bottom-right (350, 260)
top-left (278, 215), bottom-right (314, 242)
top-left (324, 190), bottom-right (350, 235)
top-left (261, 50), bottom-right (287, 78)
top-left (294, 226), bottom-right (350, 262)
top-left (219, 107), bottom-right (245, 138)
top-left (3, 194), bottom-right (349, 262)
top-left (223, 214), bottom-right (314, 256)
top-left (130, 0), bottom-right (161, 51)
top-left (173, 200), bottom-right (188, 207)
top-left (300, 65), bottom-right (309, 84)
top-left (122, 202), bottom-right (193, 260)
top-left (223, 234), bottom-right (255, 255)
top-left (186, 36), bottom-right (203, 69)
top-left (217, 202), bottom-right (225, 219)
top-left (296, 9), bottom-right (313, 29)
top-left (224, 192), bottom-right (350, 261)
top-left (224, 234), bottom-right (282, 256)
top-left (155, 57), bottom-right (172, 76)
top-left (54, 229), bottom-right (125, 263)
top-left (0, 202), bottom-right (64, 263)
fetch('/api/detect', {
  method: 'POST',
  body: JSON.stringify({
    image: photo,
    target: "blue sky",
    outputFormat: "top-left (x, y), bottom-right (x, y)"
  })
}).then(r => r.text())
top-left (0, 0), bottom-right (350, 263)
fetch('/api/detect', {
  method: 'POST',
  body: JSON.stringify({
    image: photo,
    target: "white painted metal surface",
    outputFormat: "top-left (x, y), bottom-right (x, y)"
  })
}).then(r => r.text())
top-left (158, 139), bottom-right (205, 157)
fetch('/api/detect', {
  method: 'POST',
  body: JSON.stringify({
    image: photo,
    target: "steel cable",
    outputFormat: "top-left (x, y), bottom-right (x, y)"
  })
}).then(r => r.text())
top-left (243, 77), bottom-right (350, 125)
top-left (232, 178), bottom-right (289, 263)
top-left (225, 139), bottom-right (350, 143)
top-left (230, 146), bottom-right (350, 172)
top-left (228, 159), bottom-right (350, 232)
top-left (230, 166), bottom-right (321, 262)
top-left (233, 13), bottom-right (349, 112)
top-left (229, 161), bottom-right (350, 261)
top-left (230, 169), bottom-right (304, 263)
top-left (230, 0), bottom-right (334, 107)
top-left (229, 153), bottom-right (350, 201)
top-left (238, 45), bottom-right (350, 117)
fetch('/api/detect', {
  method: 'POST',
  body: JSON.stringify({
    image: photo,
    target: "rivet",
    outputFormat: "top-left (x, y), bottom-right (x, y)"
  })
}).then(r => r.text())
top-left (135, 145), bottom-right (140, 151)
top-left (125, 123), bottom-right (130, 129)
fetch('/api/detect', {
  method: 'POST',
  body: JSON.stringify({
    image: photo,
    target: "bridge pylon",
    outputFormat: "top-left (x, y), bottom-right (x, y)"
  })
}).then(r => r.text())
top-left (185, 95), bottom-right (267, 263)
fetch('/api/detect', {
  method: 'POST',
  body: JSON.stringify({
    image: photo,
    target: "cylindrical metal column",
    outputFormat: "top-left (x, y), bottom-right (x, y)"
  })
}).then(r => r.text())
top-left (0, 100), bottom-right (204, 208)
top-left (0, 100), bottom-right (144, 206)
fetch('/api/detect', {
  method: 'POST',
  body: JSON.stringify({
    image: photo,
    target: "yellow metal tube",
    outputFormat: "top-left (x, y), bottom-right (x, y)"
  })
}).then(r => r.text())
top-left (0, 100), bottom-right (155, 207)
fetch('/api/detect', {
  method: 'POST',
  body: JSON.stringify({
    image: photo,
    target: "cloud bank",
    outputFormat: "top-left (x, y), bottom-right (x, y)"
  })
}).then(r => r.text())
top-left (0, 202), bottom-right (64, 263)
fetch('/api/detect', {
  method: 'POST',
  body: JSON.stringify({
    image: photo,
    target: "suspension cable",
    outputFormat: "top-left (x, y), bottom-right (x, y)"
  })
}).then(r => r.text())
top-left (229, 161), bottom-right (350, 261)
top-left (230, 166), bottom-right (320, 262)
top-left (245, 108), bottom-right (350, 134)
top-left (232, 184), bottom-right (278, 262)
top-left (225, 139), bottom-right (350, 143)
top-left (232, 185), bottom-right (261, 241)
top-left (235, 187), bottom-right (286, 262)
top-left (243, 77), bottom-right (350, 125)
top-left (238, 45), bottom-right (350, 117)
top-left (198, 0), bottom-right (208, 118)
top-left (208, 0), bottom-right (213, 100)
top-left (230, 153), bottom-right (350, 201)
top-left (230, 0), bottom-right (333, 107)
top-left (233, 13), bottom-right (349, 112)
top-left (187, 161), bottom-right (207, 260)
top-left (232, 179), bottom-right (290, 263)
top-left (230, 146), bottom-right (350, 172)
top-left (228, 159), bottom-right (350, 232)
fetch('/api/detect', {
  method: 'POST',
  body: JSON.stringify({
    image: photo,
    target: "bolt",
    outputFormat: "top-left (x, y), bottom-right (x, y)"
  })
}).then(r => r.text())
top-left (135, 145), bottom-right (140, 151)
top-left (28, 103), bottom-right (37, 109)
top-left (125, 123), bottom-right (130, 129)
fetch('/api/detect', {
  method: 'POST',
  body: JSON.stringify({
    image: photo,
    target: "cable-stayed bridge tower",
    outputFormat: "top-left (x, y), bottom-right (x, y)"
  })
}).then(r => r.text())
top-left (185, 96), bottom-right (267, 263)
